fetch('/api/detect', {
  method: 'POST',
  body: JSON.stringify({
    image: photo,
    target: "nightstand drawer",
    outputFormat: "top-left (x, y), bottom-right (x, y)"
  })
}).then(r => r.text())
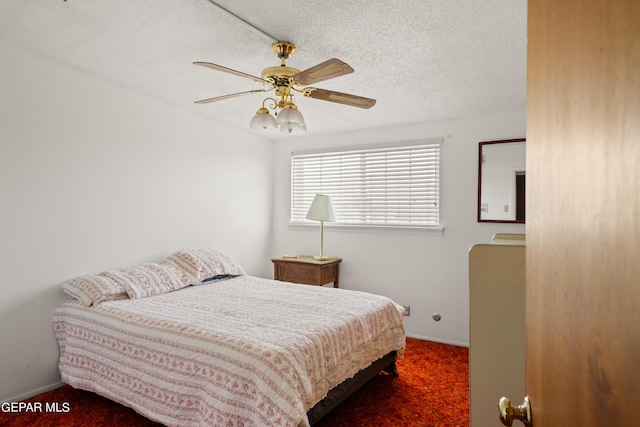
top-left (272, 256), bottom-right (342, 288)
top-left (279, 263), bottom-right (318, 284)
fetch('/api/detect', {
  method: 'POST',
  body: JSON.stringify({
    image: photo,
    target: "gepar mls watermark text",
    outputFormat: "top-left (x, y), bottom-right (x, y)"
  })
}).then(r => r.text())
top-left (1, 401), bottom-right (70, 413)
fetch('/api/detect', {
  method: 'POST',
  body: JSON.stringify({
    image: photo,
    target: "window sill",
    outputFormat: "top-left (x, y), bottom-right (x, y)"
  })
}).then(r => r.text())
top-left (288, 222), bottom-right (445, 236)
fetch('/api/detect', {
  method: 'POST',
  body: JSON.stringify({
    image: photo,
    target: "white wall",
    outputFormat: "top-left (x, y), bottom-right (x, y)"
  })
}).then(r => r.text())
top-left (271, 111), bottom-right (526, 346)
top-left (0, 41), bottom-right (274, 401)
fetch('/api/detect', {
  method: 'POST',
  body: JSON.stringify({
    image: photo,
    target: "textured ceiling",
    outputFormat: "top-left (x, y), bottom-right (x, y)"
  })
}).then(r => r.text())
top-left (0, 0), bottom-right (527, 140)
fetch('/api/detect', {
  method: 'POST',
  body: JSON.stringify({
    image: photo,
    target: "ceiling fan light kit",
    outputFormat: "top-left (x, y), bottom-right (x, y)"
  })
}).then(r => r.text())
top-left (194, 41), bottom-right (376, 134)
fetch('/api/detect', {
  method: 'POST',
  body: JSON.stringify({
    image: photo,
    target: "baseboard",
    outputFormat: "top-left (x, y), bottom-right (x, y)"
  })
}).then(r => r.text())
top-left (2, 382), bottom-right (65, 403)
top-left (406, 333), bottom-right (469, 348)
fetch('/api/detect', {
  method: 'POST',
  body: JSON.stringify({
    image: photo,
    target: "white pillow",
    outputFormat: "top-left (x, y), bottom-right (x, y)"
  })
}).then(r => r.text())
top-left (103, 263), bottom-right (190, 299)
top-left (62, 274), bottom-right (127, 306)
top-left (163, 248), bottom-right (245, 284)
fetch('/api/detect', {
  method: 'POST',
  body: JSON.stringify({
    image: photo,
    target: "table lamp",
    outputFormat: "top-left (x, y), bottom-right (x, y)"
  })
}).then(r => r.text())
top-left (305, 194), bottom-right (336, 260)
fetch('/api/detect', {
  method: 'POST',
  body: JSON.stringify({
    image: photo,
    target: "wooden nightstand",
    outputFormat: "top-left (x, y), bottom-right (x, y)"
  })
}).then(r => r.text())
top-left (271, 256), bottom-right (342, 288)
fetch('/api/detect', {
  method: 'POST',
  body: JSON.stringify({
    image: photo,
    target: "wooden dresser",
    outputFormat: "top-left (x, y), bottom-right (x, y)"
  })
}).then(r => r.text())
top-left (271, 256), bottom-right (342, 288)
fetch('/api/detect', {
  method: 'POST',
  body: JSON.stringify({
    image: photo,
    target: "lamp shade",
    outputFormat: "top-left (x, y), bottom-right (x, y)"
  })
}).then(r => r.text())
top-left (306, 194), bottom-right (336, 222)
top-left (276, 106), bottom-right (306, 134)
top-left (276, 107), bottom-right (305, 126)
top-left (280, 121), bottom-right (307, 134)
top-left (249, 108), bottom-right (276, 130)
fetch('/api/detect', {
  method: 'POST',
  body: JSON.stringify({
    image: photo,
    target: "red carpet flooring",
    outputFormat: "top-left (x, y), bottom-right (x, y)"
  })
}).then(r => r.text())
top-left (0, 338), bottom-right (469, 427)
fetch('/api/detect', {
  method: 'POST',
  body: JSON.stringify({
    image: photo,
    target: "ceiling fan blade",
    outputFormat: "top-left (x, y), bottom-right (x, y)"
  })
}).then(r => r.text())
top-left (194, 89), bottom-right (267, 104)
top-left (293, 58), bottom-right (354, 85)
top-left (193, 62), bottom-right (269, 84)
top-left (305, 88), bottom-right (376, 109)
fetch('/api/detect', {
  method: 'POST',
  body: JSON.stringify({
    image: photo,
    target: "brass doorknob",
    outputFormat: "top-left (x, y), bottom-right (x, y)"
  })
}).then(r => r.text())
top-left (499, 396), bottom-right (531, 426)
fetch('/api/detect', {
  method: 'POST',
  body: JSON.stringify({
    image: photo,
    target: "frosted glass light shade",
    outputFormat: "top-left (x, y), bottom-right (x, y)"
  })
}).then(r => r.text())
top-left (276, 107), bottom-right (306, 134)
top-left (249, 108), bottom-right (276, 130)
top-left (280, 121), bottom-right (307, 134)
top-left (276, 107), bottom-right (305, 126)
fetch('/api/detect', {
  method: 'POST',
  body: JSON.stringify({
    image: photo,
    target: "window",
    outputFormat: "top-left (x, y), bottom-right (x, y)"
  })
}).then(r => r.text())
top-left (291, 139), bottom-right (442, 230)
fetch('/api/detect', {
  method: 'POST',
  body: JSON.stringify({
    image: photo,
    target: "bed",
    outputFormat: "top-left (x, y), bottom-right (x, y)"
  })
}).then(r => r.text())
top-left (53, 249), bottom-right (406, 427)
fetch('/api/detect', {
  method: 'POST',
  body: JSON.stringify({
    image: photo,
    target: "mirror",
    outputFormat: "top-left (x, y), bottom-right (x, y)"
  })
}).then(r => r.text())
top-left (478, 139), bottom-right (526, 223)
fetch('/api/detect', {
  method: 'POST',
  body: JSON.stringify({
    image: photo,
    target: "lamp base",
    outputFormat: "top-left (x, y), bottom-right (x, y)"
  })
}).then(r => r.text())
top-left (313, 256), bottom-right (331, 261)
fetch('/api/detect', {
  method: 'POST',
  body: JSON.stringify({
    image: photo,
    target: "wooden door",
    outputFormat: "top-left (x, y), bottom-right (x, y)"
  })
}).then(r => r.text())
top-left (526, 0), bottom-right (640, 426)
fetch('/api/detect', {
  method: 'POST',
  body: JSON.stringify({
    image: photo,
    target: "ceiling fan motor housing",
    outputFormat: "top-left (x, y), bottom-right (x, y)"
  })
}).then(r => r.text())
top-left (272, 41), bottom-right (296, 59)
top-left (261, 66), bottom-right (301, 82)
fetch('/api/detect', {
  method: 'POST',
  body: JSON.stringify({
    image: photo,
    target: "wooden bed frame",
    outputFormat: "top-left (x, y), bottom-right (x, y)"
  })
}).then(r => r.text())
top-left (306, 351), bottom-right (399, 425)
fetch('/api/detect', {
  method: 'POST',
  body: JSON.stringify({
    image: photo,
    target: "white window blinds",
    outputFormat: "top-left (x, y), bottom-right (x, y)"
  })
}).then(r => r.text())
top-left (291, 139), bottom-right (441, 228)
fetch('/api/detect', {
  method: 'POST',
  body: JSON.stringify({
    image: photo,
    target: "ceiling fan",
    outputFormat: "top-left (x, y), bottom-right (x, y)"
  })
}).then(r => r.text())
top-left (193, 41), bottom-right (376, 134)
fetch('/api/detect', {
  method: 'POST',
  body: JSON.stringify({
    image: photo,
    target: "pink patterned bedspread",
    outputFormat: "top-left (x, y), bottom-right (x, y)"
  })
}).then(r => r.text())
top-left (54, 275), bottom-right (406, 427)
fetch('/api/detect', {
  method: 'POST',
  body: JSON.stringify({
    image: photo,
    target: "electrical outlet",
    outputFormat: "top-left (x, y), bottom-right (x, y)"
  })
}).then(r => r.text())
top-left (402, 305), bottom-right (411, 316)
